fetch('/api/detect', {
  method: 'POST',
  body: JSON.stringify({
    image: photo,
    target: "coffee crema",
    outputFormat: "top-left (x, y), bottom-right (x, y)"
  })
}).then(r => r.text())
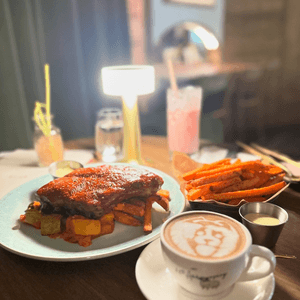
top-left (164, 213), bottom-right (247, 260)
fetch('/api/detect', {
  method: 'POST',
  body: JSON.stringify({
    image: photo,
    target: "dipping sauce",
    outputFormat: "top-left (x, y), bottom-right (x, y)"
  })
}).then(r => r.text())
top-left (244, 213), bottom-right (280, 226)
top-left (55, 167), bottom-right (75, 177)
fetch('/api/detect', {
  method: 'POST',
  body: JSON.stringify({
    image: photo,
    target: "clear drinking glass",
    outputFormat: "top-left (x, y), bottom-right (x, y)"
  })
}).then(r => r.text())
top-left (167, 86), bottom-right (203, 159)
top-left (33, 115), bottom-right (64, 167)
top-left (95, 108), bottom-right (124, 162)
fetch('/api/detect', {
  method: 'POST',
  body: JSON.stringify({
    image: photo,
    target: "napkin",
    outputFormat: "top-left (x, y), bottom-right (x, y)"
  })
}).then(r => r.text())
top-left (281, 162), bottom-right (300, 176)
top-left (0, 149), bottom-right (94, 199)
top-left (236, 152), bottom-right (260, 162)
top-left (190, 145), bottom-right (229, 164)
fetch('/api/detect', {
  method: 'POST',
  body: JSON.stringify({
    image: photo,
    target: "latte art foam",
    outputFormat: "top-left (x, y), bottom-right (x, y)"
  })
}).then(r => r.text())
top-left (164, 213), bottom-right (247, 260)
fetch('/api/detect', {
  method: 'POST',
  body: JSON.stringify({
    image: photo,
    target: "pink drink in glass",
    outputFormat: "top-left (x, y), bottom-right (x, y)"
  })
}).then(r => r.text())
top-left (167, 87), bottom-right (202, 155)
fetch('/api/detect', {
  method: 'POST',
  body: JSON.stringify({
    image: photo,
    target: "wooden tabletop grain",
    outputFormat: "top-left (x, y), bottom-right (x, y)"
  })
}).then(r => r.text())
top-left (1, 136), bottom-right (299, 300)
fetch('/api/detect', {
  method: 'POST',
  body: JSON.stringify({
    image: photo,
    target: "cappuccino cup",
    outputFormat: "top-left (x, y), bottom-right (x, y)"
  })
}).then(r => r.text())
top-left (160, 211), bottom-right (276, 299)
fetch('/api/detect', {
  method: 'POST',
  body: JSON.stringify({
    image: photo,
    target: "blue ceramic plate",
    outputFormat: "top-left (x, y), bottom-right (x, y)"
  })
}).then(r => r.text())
top-left (0, 163), bottom-right (185, 261)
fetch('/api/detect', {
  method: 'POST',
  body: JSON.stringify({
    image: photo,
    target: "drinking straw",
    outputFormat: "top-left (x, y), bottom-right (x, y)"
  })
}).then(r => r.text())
top-left (45, 64), bottom-right (51, 128)
top-left (34, 102), bottom-right (48, 135)
top-left (33, 63), bottom-right (52, 137)
top-left (166, 58), bottom-right (179, 92)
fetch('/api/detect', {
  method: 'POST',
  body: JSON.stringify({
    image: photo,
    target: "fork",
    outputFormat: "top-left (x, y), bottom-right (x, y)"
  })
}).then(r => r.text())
top-left (251, 143), bottom-right (300, 169)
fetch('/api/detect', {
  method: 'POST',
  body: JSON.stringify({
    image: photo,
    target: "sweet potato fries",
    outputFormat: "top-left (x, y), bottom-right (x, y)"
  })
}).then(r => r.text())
top-left (112, 190), bottom-right (171, 233)
top-left (182, 159), bottom-right (287, 205)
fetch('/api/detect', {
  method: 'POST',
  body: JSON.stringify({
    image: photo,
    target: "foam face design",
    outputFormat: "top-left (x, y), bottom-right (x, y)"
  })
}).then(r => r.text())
top-left (164, 214), bottom-right (246, 260)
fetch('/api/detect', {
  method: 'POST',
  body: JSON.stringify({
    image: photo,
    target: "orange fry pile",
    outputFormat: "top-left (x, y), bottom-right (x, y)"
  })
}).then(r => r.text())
top-left (182, 158), bottom-right (287, 205)
top-left (112, 189), bottom-right (171, 233)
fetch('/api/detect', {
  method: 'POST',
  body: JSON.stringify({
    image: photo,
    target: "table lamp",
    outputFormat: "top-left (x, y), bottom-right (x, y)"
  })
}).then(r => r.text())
top-left (101, 65), bottom-right (155, 164)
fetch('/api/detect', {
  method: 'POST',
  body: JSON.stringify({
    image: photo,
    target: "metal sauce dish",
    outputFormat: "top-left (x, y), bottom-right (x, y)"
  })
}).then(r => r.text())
top-left (239, 202), bottom-right (288, 249)
top-left (48, 160), bottom-right (84, 179)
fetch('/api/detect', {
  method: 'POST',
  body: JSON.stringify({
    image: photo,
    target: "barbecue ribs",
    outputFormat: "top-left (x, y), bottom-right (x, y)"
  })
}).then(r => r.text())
top-left (37, 165), bottom-right (164, 219)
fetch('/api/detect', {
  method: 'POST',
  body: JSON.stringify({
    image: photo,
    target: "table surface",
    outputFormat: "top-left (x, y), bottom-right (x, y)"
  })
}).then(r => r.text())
top-left (1, 136), bottom-right (299, 300)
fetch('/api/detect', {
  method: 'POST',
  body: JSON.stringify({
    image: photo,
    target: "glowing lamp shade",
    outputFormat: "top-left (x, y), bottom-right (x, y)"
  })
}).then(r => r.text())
top-left (101, 65), bottom-right (155, 164)
top-left (102, 66), bottom-right (155, 97)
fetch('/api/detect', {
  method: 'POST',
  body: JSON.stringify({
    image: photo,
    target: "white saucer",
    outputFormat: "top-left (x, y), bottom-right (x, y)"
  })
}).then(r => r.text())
top-left (135, 239), bottom-right (275, 300)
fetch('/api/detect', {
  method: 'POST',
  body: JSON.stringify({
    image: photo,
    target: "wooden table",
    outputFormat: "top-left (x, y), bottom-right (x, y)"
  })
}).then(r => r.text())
top-left (1, 136), bottom-right (299, 300)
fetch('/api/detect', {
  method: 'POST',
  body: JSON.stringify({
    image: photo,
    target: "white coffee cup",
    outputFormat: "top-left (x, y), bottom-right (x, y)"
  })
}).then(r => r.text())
top-left (160, 211), bottom-right (276, 299)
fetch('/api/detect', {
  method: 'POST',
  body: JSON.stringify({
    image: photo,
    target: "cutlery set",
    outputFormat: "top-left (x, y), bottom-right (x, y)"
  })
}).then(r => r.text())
top-left (237, 141), bottom-right (300, 183)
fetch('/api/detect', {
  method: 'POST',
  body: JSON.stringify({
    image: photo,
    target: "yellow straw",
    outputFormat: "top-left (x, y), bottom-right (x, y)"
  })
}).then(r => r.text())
top-left (45, 64), bottom-right (51, 128)
top-left (33, 63), bottom-right (52, 137)
top-left (34, 103), bottom-right (50, 136)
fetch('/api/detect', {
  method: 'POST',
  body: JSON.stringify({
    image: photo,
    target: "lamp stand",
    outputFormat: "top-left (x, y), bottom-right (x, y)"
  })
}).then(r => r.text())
top-left (121, 95), bottom-right (143, 164)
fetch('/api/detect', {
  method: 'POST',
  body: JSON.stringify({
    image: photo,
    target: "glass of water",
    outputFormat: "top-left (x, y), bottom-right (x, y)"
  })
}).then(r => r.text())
top-left (95, 108), bottom-right (124, 162)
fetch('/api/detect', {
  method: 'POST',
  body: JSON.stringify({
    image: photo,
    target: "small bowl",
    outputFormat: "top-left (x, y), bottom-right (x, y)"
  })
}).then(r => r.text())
top-left (239, 202), bottom-right (288, 248)
top-left (48, 160), bottom-right (84, 179)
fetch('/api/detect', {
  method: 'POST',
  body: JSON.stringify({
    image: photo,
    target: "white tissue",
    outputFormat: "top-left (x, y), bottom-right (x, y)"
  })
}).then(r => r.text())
top-left (190, 146), bottom-right (229, 164)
